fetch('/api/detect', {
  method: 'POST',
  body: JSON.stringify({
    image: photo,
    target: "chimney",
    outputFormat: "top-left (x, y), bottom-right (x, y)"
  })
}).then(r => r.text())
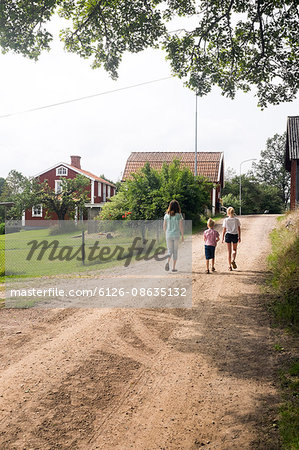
top-left (70, 155), bottom-right (81, 169)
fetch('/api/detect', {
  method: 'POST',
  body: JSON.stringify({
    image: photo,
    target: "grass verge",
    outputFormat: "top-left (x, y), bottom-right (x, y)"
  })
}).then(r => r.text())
top-left (267, 211), bottom-right (299, 330)
top-left (278, 360), bottom-right (299, 449)
top-left (0, 226), bottom-right (172, 280)
top-left (266, 211), bottom-right (299, 448)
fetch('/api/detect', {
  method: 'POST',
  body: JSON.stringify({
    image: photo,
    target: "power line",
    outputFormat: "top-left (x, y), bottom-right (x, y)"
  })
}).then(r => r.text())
top-left (0, 76), bottom-right (173, 119)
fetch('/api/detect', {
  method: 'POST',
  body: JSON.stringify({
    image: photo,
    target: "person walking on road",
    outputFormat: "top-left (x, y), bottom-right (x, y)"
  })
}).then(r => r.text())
top-left (222, 207), bottom-right (241, 271)
top-left (163, 200), bottom-right (184, 272)
top-left (204, 218), bottom-right (220, 274)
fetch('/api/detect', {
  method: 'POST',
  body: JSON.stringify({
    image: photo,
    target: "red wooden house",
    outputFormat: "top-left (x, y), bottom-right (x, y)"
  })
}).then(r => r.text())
top-left (25, 156), bottom-right (116, 223)
top-left (285, 116), bottom-right (299, 210)
top-left (122, 152), bottom-right (224, 215)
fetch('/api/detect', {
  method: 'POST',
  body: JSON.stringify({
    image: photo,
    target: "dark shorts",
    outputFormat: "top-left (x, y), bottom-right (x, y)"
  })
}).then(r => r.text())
top-left (225, 233), bottom-right (239, 244)
top-left (205, 245), bottom-right (215, 260)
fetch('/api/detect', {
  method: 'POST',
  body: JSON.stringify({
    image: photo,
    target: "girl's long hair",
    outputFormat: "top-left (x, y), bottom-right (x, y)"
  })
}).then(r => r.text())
top-left (167, 200), bottom-right (181, 216)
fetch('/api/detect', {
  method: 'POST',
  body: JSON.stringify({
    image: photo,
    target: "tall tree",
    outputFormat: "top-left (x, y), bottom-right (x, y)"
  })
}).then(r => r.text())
top-left (1, 170), bottom-right (28, 198)
top-left (2, 172), bottom-right (90, 220)
top-left (0, 177), bottom-right (5, 196)
top-left (0, 170), bottom-right (35, 219)
top-left (0, 1), bottom-right (298, 106)
top-left (222, 173), bottom-right (284, 214)
top-left (0, 176), bottom-right (6, 222)
top-left (36, 175), bottom-right (90, 221)
top-left (253, 132), bottom-right (291, 207)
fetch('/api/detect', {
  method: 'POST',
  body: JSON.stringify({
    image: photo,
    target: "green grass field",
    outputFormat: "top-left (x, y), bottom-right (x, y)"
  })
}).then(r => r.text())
top-left (0, 225), bottom-right (170, 282)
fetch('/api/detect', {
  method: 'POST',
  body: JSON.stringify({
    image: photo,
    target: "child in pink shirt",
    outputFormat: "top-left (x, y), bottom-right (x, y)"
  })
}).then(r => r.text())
top-left (203, 218), bottom-right (220, 273)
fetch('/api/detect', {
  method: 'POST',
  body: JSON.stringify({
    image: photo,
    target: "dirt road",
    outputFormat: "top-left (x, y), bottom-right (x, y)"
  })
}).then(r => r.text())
top-left (0, 215), bottom-right (281, 449)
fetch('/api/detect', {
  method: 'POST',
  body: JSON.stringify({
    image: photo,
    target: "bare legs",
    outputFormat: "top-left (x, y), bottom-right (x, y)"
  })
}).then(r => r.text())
top-left (226, 242), bottom-right (232, 268)
top-left (232, 243), bottom-right (237, 262)
top-left (206, 258), bottom-right (215, 273)
top-left (226, 242), bottom-right (238, 270)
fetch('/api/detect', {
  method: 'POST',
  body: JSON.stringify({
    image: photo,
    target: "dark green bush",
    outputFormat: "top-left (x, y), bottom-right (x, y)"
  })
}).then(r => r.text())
top-left (0, 223), bottom-right (5, 235)
top-left (99, 160), bottom-right (212, 222)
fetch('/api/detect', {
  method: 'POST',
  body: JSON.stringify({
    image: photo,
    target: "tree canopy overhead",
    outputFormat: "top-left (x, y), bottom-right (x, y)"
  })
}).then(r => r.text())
top-left (0, 1), bottom-right (298, 107)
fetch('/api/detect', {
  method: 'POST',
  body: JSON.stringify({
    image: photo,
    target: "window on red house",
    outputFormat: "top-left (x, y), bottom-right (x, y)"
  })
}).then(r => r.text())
top-left (56, 166), bottom-right (68, 176)
top-left (32, 205), bottom-right (43, 217)
top-left (55, 180), bottom-right (63, 194)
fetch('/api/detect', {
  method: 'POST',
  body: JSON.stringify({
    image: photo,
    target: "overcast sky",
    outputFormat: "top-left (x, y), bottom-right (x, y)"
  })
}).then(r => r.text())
top-left (0, 17), bottom-right (298, 182)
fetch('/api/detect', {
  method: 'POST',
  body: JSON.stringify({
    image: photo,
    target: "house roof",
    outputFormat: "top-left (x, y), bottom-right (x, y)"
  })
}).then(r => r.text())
top-left (34, 163), bottom-right (116, 187)
top-left (285, 116), bottom-right (299, 171)
top-left (69, 166), bottom-right (116, 187)
top-left (122, 151), bottom-right (224, 185)
top-left (0, 202), bottom-right (14, 207)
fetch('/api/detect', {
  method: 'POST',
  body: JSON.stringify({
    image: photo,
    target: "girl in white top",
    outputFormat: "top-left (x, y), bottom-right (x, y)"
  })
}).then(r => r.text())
top-left (222, 207), bottom-right (241, 271)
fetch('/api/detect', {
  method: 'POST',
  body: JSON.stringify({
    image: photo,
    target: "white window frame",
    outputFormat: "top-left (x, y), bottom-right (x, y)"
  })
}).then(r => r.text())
top-left (103, 184), bottom-right (106, 202)
top-left (98, 182), bottom-right (102, 197)
top-left (212, 187), bottom-right (216, 217)
top-left (55, 180), bottom-right (63, 194)
top-left (32, 204), bottom-right (43, 217)
top-left (91, 180), bottom-right (95, 204)
top-left (107, 185), bottom-right (111, 198)
top-left (56, 166), bottom-right (68, 176)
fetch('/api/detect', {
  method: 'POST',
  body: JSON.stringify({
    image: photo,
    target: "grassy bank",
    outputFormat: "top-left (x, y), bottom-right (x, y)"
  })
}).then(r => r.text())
top-left (268, 211), bottom-right (299, 330)
top-left (267, 211), bottom-right (299, 449)
top-left (278, 360), bottom-right (299, 449)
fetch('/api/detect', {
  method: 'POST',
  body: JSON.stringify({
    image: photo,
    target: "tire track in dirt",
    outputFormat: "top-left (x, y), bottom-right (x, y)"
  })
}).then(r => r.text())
top-left (87, 216), bottom-right (280, 449)
top-left (0, 307), bottom-right (184, 449)
top-left (0, 215), bottom-right (281, 449)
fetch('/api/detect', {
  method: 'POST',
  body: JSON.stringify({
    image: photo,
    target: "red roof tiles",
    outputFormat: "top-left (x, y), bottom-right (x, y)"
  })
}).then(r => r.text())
top-left (69, 165), bottom-right (116, 187)
top-left (122, 152), bottom-right (224, 185)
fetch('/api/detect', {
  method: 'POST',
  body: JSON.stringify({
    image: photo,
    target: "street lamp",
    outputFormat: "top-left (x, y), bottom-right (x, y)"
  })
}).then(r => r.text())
top-left (239, 158), bottom-right (257, 216)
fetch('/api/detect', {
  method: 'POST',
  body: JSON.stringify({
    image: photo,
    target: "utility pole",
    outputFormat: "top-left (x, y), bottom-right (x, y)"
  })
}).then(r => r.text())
top-left (195, 93), bottom-right (198, 177)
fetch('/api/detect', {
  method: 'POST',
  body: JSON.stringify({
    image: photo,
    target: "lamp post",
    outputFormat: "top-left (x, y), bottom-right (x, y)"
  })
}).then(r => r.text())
top-left (239, 158), bottom-right (257, 216)
top-left (194, 93), bottom-right (198, 177)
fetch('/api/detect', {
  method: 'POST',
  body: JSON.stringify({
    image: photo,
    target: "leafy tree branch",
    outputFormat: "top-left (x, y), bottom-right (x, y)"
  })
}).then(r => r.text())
top-left (0, 1), bottom-right (298, 106)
